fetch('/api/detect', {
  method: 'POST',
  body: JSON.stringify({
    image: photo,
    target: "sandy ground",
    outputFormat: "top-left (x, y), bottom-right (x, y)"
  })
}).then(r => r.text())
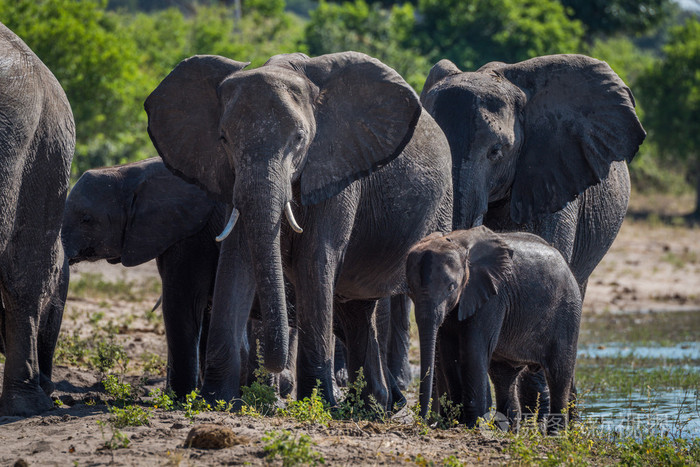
top-left (0, 217), bottom-right (697, 466)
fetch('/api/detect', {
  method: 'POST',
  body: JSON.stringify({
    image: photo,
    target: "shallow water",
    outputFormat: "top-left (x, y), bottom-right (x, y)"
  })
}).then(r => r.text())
top-left (577, 310), bottom-right (700, 439)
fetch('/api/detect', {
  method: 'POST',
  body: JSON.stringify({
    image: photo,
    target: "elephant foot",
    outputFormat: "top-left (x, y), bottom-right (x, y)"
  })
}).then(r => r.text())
top-left (277, 369), bottom-right (295, 398)
top-left (334, 368), bottom-right (348, 387)
top-left (0, 387), bottom-right (54, 417)
top-left (40, 373), bottom-right (55, 397)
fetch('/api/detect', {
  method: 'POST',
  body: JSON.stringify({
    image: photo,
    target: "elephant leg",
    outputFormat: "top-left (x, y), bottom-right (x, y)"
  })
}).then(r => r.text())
top-left (543, 361), bottom-right (575, 435)
top-left (333, 335), bottom-right (348, 387)
top-left (516, 368), bottom-right (551, 420)
top-left (457, 323), bottom-right (495, 427)
top-left (436, 318), bottom-right (461, 408)
top-left (335, 299), bottom-right (390, 411)
top-left (0, 250), bottom-right (61, 416)
top-left (387, 295), bottom-right (412, 390)
top-left (158, 241), bottom-right (216, 398)
top-left (375, 297), bottom-right (405, 410)
top-left (200, 226), bottom-right (255, 405)
top-left (37, 256), bottom-right (69, 396)
top-left (278, 326), bottom-right (297, 398)
top-left (489, 361), bottom-right (523, 431)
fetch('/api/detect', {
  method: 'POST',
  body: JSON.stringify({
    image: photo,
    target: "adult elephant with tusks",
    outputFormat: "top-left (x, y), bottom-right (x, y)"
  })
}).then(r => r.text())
top-left (145, 51), bottom-right (453, 409)
top-left (420, 54), bottom-right (646, 415)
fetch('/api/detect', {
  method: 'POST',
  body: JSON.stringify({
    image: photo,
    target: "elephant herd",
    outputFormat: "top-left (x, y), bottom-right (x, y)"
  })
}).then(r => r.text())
top-left (0, 21), bottom-right (645, 432)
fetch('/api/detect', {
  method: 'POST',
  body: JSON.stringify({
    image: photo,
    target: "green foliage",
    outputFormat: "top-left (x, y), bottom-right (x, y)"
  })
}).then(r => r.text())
top-left (103, 374), bottom-right (134, 405)
top-left (637, 17), bottom-right (700, 213)
top-left (638, 18), bottom-right (700, 163)
top-left (240, 342), bottom-right (279, 416)
top-left (182, 390), bottom-right (211, 422)
top-left (262, 430), bottom-right (325, 466)
top-left (618, 435), bottom-right (700, 465)
top-left (148, 388), bottom-right (175, 411)
top-left (415, 0), bottom-right (585, 70)
top-left (108, 404), bottom-right (151, 428)
top-left (97, 420), bottom-right (131, 449)
top-left (279, 386), bottom-right (332, 425)
top-left (560, 0), bottom-right (676, 39)
top-left (332, 367), bottom-right (386, 421)
top-left (92, 338), bottom-right (130, 374)
top-left (305, 0), bottom-right (431, 90)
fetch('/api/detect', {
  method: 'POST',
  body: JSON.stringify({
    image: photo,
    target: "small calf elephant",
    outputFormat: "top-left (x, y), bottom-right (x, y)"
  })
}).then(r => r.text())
top-left (63, 157), bottom-right (224, 396)
top-left (63, 157), bottom-right (302, 398)
top-left (406, 226), bottom-right (581, 431)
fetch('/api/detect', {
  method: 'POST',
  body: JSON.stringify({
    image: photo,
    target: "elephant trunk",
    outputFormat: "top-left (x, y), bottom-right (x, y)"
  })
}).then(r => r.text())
top-left (236, 177), bottom-right (290, 373)
top-left (417, 304), bottom-right (440, 419)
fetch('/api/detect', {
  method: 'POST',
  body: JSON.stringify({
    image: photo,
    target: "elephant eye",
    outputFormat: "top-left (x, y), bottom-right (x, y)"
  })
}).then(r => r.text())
top-left (488, 143), bottom-right (503, 161)
top-left (81, 214), bottom-right (92, 224)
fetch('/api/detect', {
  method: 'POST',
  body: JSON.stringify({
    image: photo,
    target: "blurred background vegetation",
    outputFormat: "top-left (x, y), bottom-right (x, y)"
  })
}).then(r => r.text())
top-left (0, 0), bottom-right (698, 216)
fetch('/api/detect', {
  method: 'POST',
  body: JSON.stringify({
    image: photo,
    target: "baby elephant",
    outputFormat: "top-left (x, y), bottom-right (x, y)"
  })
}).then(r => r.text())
top-left (406, 226), bottom-right (581, 432)
top-left (63, 157), bottom-right (224, 397)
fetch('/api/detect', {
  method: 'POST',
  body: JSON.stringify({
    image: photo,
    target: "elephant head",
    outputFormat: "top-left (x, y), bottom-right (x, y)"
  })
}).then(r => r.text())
top-left (62, 158), bottom-right (216, 267)
top-left (406, 226), bottom-right (513, 418)
top-left (420, 54), bottom-right (646, 228)
top-left (145, 52), bottom-right (422, 372)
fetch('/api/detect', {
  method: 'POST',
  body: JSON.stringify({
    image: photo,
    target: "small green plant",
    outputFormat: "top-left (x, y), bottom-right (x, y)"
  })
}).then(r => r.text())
top-left (97, 420), bottom-right (131, 450)
top-left (428, 394), bottom-right (462, 430)
top-left (182, 390), bottom-right (211, 422)
top-left (89, 311), bottom-right (105, 326)
top-left (240, 341), bottom-right (278, 416)
top-left (103, 374), bottom-right (134, 405)
top-left (92, 338), bottom-right (130, 374)
top-left (441, 455), bottom-right (463, 467)
top-left (333, 368), bottom-right (380, 421)
top-left (214, 399), bottom-right (234, 412)
top-left (141, 352), bottom-right (167, 376)
top-left (148, 388), bottom-right (175, 411)
top-left (54, 330), bottom-right (90, 367)
top-left (279, 385), bottom-right (332, 425)
top-left (108, 405), bottom-right (151, 428)
top-left (409, 401), bottom-right (430, 436)
top-left (262, 430), bottom-right (325, 466)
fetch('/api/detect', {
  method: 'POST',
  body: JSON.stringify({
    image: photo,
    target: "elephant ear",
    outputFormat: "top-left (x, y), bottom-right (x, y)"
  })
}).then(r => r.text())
top-left (421, 59), bottom-right (462, 102)
top-left (272, 51), bottom-right (423, 206)
top-left (121, 159), bottom-right (217, 267)
top-left (145, 55), bottom-right (250, 203)
top-left (499, 54), bottom-right (646, 224)
top-left (456, 226), bottom-right (514, 321)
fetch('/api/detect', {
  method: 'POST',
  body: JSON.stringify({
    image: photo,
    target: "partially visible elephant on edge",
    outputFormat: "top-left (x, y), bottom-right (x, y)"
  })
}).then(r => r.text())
top-left (145, 51), bottom-right (453, 409)
top-left (420, 54), bottom-right (645, 414)
top-left (0, 22), bottom-right (75, 416)
top-left (406, 227), bottom-right (582, 431)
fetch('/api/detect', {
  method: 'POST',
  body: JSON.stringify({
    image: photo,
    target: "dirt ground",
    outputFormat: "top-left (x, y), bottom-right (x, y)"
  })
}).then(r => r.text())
top-left (0, 214), bottom-right (698, 466)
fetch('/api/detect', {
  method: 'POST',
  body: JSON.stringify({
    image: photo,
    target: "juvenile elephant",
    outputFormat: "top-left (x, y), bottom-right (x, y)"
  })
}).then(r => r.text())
top-left (145, 51), bottom-right (453, 408)
top-left (406, 227), bottom-right (582, 431)
top-left (0, 23), bottom-right (75, 416)
top-left (62, 157), bottom-right (223, 397)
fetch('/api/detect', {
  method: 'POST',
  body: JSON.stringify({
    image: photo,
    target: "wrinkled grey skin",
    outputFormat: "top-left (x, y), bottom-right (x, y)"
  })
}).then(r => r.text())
top-left (62, 157), bottom-right (300, 399)
top-left (62, 157), bottom-right (222, 397)
top-left (145, 52), bottom-right (453, 409)
top-left (407, 227), bottom-right (582, 431)
top-left (420, 54), bottom-right (645, 412)
top-left (0, 23), bottom-right (74, 416)
top-left (420, 54), bottom-right (645, 293)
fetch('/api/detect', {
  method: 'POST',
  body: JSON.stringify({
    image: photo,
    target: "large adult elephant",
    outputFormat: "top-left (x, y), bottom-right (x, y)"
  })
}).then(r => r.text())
top-left (145, 52), bottom-right (453, 408)
top-left (420, 54), bottom-right (645, 414)
top-left (421, 54), bottom-right (645, 291)
top-left (0, 23), bottom-right (74, 415)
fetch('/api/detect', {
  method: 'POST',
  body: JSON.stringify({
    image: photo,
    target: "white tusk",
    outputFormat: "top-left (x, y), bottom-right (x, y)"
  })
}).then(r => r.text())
top-left (216, 208), bottom-right (240, 242)
top-left (284, 202), bottom-right (303, 234)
